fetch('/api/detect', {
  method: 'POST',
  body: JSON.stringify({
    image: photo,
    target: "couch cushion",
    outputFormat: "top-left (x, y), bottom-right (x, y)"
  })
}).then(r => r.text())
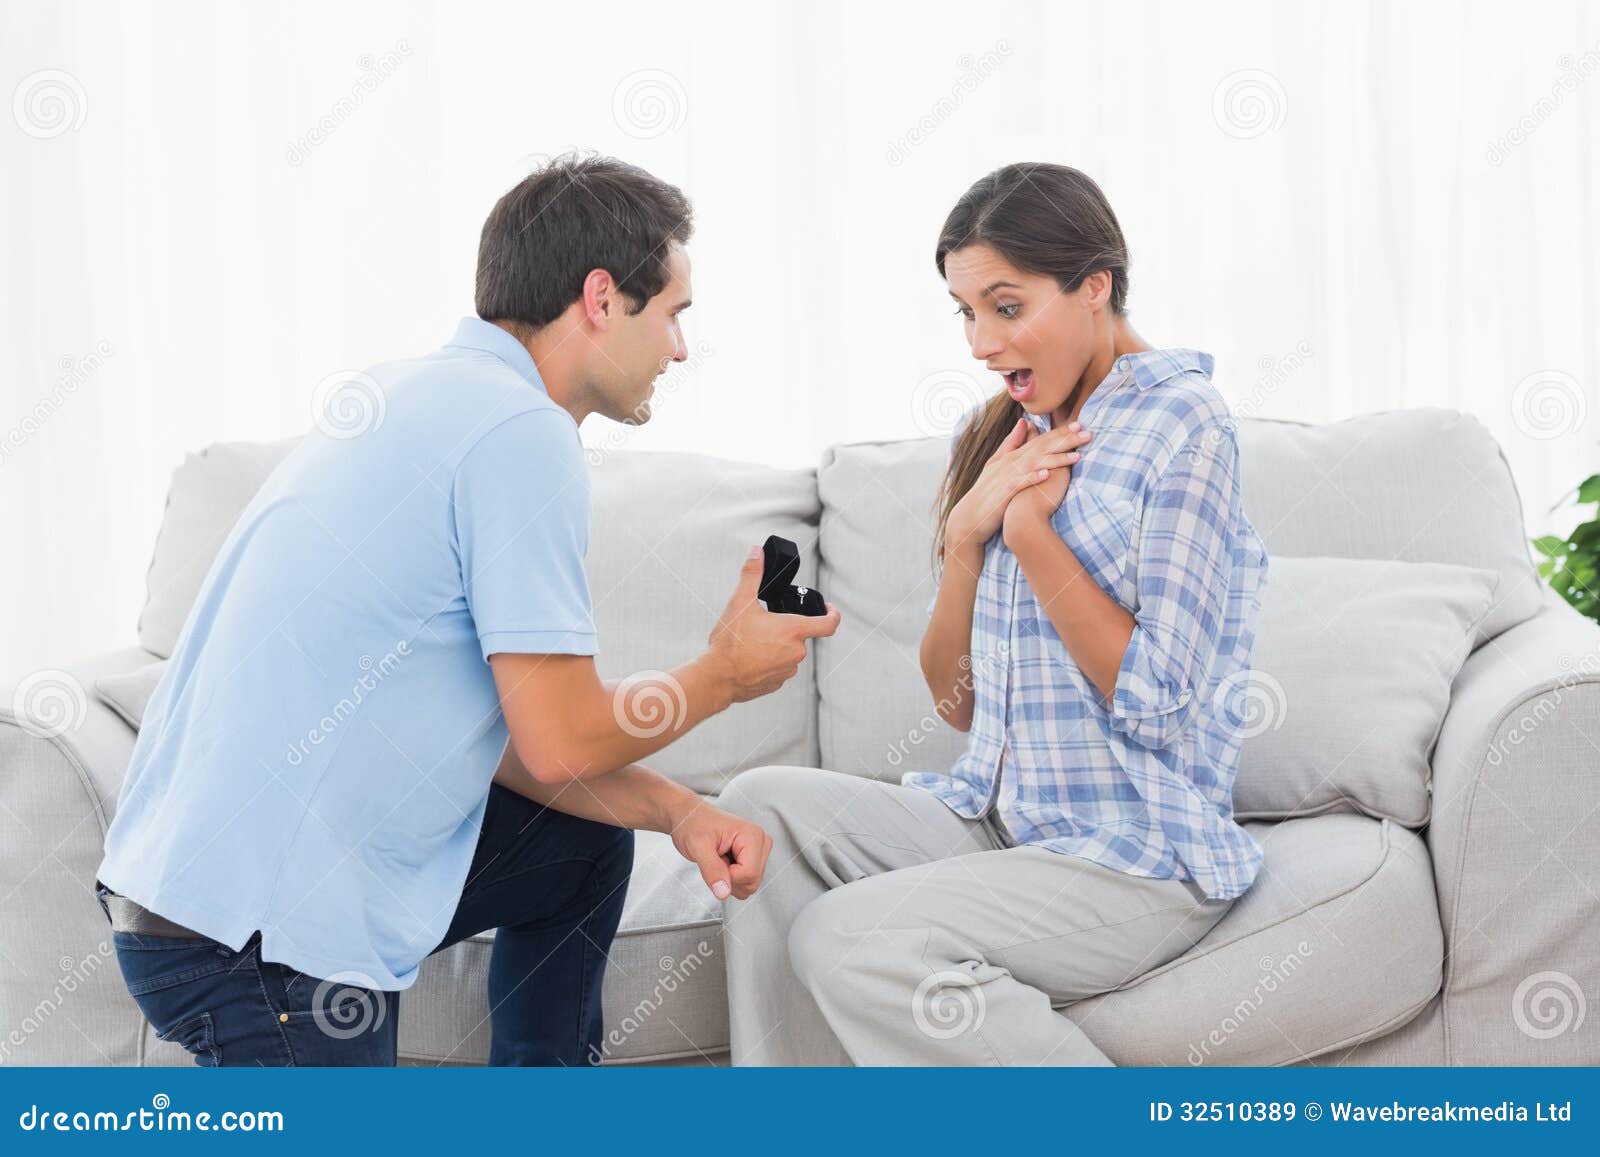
top-left (1231, 556), bottom-right (1497, 824)
top-left (815, 408), bottom-right (1541, 784)
top-left (399, 829), bottom-right (728, 1065)
top-left (134, 438), bottom-right (822, 794)
top-left (399, 815), bottom-right (1438, 1068)
top-left (816, 436), bottom-right (965, 782)
top-left (1062, 813), bottom-right (1443, 1065)
top-left (139, 438), bottom-right (301, 657)
top-left (1236, 409), bottom-right (1541, 645)
top-left (93, 659), bottom-right (169, 731)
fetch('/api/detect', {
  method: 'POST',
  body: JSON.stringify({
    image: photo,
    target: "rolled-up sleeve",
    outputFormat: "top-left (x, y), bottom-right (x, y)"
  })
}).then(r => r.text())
top-left (1106, 422), bottom-right (1239, 750)
top-left (453, 409), bottom-right (598, 661)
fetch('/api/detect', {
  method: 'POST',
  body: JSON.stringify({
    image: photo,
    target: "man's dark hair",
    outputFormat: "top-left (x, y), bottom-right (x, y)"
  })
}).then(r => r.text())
top-left (475, 153), bottom-right (693, 332)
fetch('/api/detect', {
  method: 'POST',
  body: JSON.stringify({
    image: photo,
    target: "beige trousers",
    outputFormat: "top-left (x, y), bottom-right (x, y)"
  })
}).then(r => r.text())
top-left (718, 765), bottom-right (1232, 1065)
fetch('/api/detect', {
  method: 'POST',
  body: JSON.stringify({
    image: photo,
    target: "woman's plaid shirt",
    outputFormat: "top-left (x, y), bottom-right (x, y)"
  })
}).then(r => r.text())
top-left (907, 349), bottom-right (1270, 900)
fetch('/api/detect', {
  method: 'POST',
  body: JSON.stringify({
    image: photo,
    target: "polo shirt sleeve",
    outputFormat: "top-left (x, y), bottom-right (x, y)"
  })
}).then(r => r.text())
top-left (453, 409), bottom-right (599, 661)
top-left (1106, 422), bottom-right (1239, 751)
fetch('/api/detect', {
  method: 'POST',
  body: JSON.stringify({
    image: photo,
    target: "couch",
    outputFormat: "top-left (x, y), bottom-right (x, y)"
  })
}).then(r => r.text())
top-left (3, 406), bottom-right (1597, 1066)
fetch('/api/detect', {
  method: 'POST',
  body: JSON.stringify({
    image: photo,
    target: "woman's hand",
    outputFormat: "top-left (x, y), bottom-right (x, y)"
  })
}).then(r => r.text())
top-left (946, 418), bottom-right (1092, 555)
top-left (1002, 421), bottom-right (1095, 547)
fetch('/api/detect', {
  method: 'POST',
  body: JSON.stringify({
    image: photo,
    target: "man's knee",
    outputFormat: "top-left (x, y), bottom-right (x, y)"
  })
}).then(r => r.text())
top-left (595, 824), bottom-right (635, 889)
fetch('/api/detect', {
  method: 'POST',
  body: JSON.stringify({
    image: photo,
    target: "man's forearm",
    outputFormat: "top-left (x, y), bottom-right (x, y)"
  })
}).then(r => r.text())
top-left (504, 650), bottom-right (735, 783)
top-left (571, 651), bottom-right (735, 776)
top-left (493, 744), bottom-right (705, 834)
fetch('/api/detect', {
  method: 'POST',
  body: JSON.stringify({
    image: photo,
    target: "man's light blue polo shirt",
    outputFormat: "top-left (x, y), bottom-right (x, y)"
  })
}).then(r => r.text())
top-left (98, 318), bottom-right (597, 990)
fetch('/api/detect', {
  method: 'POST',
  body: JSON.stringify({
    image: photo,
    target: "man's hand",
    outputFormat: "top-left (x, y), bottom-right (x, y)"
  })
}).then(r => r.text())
top-left (705, 547), bottom-right (841, 703)
top-left (670, 801), bottom-right (773, 900)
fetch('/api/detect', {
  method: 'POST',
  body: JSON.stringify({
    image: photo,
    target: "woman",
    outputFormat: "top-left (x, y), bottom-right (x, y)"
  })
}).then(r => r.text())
top-left (719, 163), bottom-right (1269, 1066)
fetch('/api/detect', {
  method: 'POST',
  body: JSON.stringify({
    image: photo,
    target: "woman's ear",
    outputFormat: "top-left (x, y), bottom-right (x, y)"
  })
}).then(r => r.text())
top-left (1082, 269), bottom-right (1114, 312)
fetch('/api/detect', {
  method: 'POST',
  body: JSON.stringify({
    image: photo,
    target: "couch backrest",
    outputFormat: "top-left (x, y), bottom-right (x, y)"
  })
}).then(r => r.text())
top-left (138, 407), bottom-right (1543, 795)
top-left (137, 437), bottom-right (823, 795)
top-left (814, 407), bottom-right (1543, 783)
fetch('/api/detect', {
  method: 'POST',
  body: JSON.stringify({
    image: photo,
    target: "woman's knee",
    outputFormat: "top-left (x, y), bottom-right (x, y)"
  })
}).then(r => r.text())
top-left (786, 882), bottom-right (880, 994)
top-left (716, 764), bottom-right (827, 820)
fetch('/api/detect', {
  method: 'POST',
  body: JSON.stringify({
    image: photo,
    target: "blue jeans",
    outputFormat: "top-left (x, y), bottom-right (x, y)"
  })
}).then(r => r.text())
top-left (102, 784), bottom-right (634, 1066)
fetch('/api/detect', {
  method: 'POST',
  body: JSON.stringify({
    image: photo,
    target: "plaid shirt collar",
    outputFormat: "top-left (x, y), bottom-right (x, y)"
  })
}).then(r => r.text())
top-left (1024, 348), bottom-right (1216, 434)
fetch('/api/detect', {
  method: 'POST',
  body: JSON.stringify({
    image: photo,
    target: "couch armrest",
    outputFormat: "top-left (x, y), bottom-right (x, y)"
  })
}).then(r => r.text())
top-left (1428, 596), bottom-right (1600, 1064)
top-left (0, 647), bottom-right (152, 1065)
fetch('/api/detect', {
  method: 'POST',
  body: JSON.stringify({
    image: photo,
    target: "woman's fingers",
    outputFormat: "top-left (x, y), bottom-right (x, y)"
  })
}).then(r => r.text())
top-left (989, 417), bottom-right (1030, 461)
top-left (1032, 451), bottom-right (1082, 471)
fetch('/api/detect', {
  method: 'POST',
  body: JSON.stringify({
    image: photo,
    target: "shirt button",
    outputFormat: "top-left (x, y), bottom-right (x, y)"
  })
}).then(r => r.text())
top-left (1177, 689), bottom-right (1192, 706)
top-left (278, 1013), bottom-right (289, 1023)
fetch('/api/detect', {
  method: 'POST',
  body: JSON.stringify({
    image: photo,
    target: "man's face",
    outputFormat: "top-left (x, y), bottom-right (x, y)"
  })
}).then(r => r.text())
top-left (590, 242), bottom-right (692, 425)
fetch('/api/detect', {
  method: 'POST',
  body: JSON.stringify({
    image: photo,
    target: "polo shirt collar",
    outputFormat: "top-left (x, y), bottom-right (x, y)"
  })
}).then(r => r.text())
top-left (445, 317), bottom-right (548, 393)
top-left (1024, 347), bottom-right (1213, 432)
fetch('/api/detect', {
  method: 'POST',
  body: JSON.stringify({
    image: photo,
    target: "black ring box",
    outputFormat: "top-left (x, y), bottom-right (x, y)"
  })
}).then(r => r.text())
top-left (758, 535), bottom-right (826, 616)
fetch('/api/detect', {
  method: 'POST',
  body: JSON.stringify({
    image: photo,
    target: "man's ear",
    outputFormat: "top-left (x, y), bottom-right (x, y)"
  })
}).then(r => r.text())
top-left (580, 268), bottom-right (617, 329)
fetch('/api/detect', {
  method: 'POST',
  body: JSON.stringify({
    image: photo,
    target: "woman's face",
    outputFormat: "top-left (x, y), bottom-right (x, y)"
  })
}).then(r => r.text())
top-left (943, 243), bottom-right (1099, 420)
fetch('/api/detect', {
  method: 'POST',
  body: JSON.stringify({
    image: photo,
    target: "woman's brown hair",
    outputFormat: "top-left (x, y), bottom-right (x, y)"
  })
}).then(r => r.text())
top-left (931, 163), bottom-right (1131, 564)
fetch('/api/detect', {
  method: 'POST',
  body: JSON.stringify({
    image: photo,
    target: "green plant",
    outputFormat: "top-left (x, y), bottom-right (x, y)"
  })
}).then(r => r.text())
top-left (1533, 472), bottom-right (1600, 623)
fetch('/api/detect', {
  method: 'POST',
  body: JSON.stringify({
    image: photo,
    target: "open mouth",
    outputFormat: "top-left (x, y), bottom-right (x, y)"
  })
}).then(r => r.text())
top-left (1001, 368), bottom-right (1036, 402)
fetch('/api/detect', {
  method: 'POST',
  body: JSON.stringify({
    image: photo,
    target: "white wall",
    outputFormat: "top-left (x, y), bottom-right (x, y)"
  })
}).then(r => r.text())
top-left (4, 0), bottom-right (1599, 670)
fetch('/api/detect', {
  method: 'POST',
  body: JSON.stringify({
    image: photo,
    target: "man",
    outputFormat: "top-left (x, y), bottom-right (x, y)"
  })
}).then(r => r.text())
top-left (95, 154), bottom-right (840, 1066)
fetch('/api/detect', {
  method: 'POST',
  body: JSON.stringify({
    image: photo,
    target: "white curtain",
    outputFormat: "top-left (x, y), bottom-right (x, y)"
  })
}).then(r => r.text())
top-left (5, 0), bottom-right (1598, 672)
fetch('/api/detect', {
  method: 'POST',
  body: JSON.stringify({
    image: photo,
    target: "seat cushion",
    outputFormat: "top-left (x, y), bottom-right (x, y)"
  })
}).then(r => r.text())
top-left (1062, 813), bottom-right (1443, 1065)
top-left (399, 829), bottom-right (728, 1065)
